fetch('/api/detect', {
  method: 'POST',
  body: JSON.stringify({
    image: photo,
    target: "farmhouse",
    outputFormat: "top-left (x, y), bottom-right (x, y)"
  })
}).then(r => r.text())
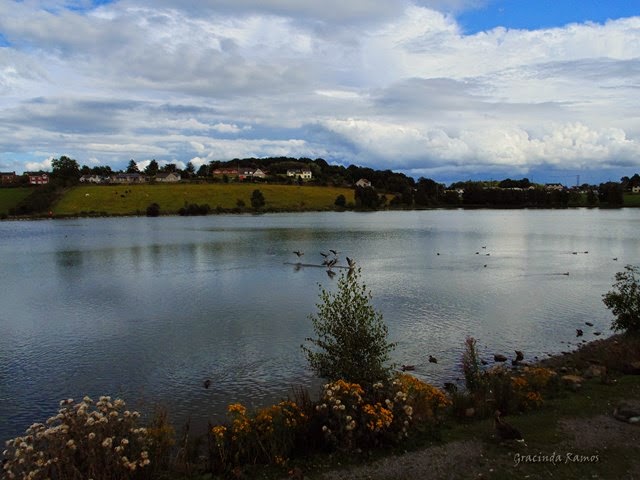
top-left (26, 172), bottom-right (49, 185)
top-left (112, 173), bottom-right (147, 184)
top-left (212, 168), bottom-right (238, 178)
top-left (155, 172), bottom-right (181, 183)
top-left (355, 178), bottom-right (372, 188)
top-left (0, 171), bottom-right (17, 184)
top-left (79, 174), bottom-right (107, 184)
top-left (286, 169), bottom-right (312, 180)
top-left (239, 168), bottom-right (268, 180)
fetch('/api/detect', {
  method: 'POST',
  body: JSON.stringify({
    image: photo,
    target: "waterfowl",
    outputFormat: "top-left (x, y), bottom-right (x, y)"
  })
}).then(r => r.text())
top-left (293, 250), bottom-right (304, 257)
top-left (494, 354), bottom-right (508, 362)
top-left (203, 379), bottom-right (211, 389)
top-left (494, 410), bottom-right (524, 442)
top-left (401, 364), bottom-right (416, 372)
top-left (443, 382), bottom-right (457, 393)
top-left (585, 321), bottom-right (594, 327)
top-left (576, 329), bottom-right (583, 337)
top-left (346, 256), bottom-right (356, 269)
top-left (429, 355), bottom-right (438, 364)
top-left (514, 350), bottom-right (524, 362)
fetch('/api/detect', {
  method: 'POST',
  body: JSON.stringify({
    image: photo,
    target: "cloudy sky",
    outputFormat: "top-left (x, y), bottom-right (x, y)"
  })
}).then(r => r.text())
top-left (0, 0), bottom-right (639, 185)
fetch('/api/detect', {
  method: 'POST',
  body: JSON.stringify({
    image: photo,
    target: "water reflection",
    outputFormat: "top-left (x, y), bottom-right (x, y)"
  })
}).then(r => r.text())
top-left (0, 210), bottom-right (635, 442)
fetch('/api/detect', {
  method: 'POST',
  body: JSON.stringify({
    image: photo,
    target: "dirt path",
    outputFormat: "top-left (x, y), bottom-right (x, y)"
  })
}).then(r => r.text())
top-left (309, 402), bottom-right (640, 480)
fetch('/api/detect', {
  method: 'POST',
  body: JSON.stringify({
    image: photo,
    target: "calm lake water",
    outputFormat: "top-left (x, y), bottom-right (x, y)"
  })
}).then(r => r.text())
top-left (1, 209), bottom-right (638, 442)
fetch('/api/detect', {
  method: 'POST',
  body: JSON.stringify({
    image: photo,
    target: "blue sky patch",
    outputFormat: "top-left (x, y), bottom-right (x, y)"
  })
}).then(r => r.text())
top-left (457, 0), bottom-right (640, 34)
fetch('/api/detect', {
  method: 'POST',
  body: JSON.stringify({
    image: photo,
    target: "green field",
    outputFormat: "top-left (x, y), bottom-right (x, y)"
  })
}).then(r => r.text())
top-left (623, 192), bottom-right (640, 206)
top-left (0, 188), bottom-right (31, 215)
top-left (53, 183), bottom-right (355, 215)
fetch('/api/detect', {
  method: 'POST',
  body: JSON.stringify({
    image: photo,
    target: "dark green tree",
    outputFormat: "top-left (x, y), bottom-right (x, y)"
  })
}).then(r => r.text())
top-left (354, 186), bottom-right (380, 209)
top-left (144, 160), bottom-right (159, 176)
top-left (302, 268), bottom-right (396, 387)
top-left (603, 265), bottom-right (640, 333)
top-left (160, 163), bottom-right (177, 173)
top-left (51, 155), bottom-right (80, 186)
top-left (196, 164), bottom-right (209, 177)
top-left (126, 160), bottom-right (139, 174)
top-left (334, 194), bottom-right (346, 208)
top-left (250, 189), bottom-right (265, 209)
top-left (184, 161), bottom-right (195, 178)
top-left (146, 203), bottom-right (161, 217)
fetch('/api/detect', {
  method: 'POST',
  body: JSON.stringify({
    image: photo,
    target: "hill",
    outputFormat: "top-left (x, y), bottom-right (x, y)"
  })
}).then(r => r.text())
top-left (53, 183), bottom-right (354, 216)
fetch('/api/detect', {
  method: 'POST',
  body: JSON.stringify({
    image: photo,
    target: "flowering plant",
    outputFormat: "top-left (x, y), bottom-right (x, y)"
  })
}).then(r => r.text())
top-left (2, 396), bottom-right (157, 480)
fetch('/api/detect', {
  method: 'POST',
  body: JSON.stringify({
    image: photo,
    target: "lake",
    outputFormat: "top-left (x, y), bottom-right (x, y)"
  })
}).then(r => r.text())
top-left (0, 209), bottom-right (637, 442)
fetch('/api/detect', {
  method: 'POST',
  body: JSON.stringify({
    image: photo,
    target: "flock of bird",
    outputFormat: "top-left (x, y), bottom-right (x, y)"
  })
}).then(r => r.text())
top-left (292, 249), bottom-right (356, 278)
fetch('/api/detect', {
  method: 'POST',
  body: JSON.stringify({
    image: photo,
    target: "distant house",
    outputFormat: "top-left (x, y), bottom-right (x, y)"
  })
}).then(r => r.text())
top-left (286, 169), bottom-right (312, 180)
top-left (238, 168), bottom-right (268, 180)
top-left (79, 174), bottom-right (106, 184)
top-left (632, 186), bottom-right (640, 194)
top-left (155, 172), bottom-right (181, 183)
top-left (26, 172), bottom-right (49, 185)
top-left (212, 168), bottom-right (238, 178)
top-left (355, 178), bottom-right (372, 188)
top-left (0, 171), bottom-right (17, 185)
top-left (545, 183), bottom-right (564, 191)
top-left (112, 173), bottom-right (147, 184)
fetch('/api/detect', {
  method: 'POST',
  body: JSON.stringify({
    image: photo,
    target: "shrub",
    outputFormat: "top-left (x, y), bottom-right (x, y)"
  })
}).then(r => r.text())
top-left (250, 189), bottom-right (265, 210)
top-left (461, 336), bottom-right (484, 393)
top-left (334, 194), bottom-right (346, 208)
top-left (301, 268), bottom-right (396, 388)
top-left (313, 375), bottom-right (449, 451)
top-left (603, 265), bottom-right (640, 333)
top-left (145, 202), bottom-right (160, 217)
top-left (1, 396), bottom-right (172, 480)
top-left (208, 400), bottom-right (308, 472)
top-left (178, 203), bottom-right (211, 216)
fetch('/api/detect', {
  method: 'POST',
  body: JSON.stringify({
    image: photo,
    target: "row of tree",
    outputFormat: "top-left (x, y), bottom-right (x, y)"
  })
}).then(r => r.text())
top-left (15, 155), bottom-right (639, 212)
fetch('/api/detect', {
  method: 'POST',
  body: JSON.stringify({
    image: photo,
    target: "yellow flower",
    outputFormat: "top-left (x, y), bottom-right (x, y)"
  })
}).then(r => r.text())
top-left (227, 403), bottom-right (247, 416)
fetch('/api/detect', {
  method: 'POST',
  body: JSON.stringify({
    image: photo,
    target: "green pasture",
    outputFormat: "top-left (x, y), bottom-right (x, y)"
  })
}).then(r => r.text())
top-left (623, 192), bottom-right (640, 206)
top-left (53, 183), bottom-right (355, 215)
top-left (0, 188), bottom-right (31, 215)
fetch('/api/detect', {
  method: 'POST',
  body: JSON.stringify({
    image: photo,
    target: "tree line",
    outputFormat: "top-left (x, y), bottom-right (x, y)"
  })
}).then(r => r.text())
top-left (7, 154), bottom-right (639, 215)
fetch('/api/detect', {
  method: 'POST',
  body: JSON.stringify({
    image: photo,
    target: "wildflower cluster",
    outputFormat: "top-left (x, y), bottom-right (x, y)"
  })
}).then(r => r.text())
top-left (483, 365), bottom-right (558, 414)
top-left (2, 396), bottom-right (157, 480)
top-left (208, 400), bottom-right (308, 471)
top-left (315, 375), bottom-right (448, 449)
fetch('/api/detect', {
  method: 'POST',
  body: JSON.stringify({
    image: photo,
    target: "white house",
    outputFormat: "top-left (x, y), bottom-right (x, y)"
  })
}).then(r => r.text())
top-left (355, 178), bottom-right (372, 188)
top-left (286, 169), bottom-right (312, 180)
top-left (155, 172), bottom-right (181, 183)
top-left (112, 173), bottom-right (147, 184)
top-left (79, 174), bottom-right (106, 184)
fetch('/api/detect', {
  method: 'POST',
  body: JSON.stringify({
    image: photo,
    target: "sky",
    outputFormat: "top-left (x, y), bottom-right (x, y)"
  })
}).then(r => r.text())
top-left (0, 0), bottom-right (639, 185)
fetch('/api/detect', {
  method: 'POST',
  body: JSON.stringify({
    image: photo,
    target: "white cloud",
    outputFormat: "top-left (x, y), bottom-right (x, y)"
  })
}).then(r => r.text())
top-left (25, 157), bottom-right (53, 172)
top-left (0, 1), bottom-right (639, 181)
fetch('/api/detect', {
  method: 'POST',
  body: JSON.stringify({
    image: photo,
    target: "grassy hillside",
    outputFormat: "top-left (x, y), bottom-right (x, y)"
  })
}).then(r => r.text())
top-left (623, 192), bottom-right (640, 206)
top-left (53, 183), bottom-right (354, 215)
top-left (0, 188), bottom-right (31, 215)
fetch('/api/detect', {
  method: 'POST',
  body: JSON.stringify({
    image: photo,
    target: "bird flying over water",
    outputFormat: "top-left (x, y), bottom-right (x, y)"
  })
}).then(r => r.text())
top-left (293, 250), bottom-right (304, 257)
top-left (346, 256), bottom-right (356, 269)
